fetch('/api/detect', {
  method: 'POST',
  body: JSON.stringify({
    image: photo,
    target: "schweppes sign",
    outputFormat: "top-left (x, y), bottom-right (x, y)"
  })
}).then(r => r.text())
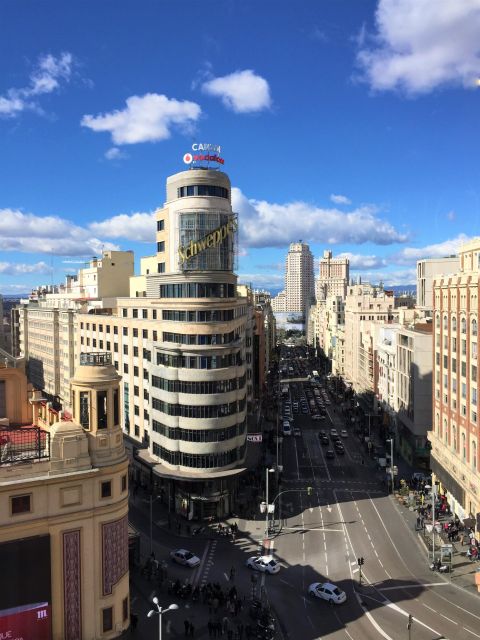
top-left (179, 218), bottom-right (237, 263)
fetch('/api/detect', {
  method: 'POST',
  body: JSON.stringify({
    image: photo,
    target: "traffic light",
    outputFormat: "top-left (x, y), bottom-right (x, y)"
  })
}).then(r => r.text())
top-left (407, 614), bottom-right (413, 630)
top-left (357, 557), bottom-right (364, 566)
top-left (307, 486), bottom-right (313, 496)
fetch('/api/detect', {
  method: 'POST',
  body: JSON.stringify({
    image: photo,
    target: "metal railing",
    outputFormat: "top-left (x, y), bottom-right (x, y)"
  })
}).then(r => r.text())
top-left (0, 427), bottom-right (50, 465)
top-left (79, 352), bottom-right (112, 366)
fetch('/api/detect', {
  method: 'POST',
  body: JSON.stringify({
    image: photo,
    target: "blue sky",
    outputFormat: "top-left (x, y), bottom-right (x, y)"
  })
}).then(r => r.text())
top-left (1, 0), bottom-right (480, 295)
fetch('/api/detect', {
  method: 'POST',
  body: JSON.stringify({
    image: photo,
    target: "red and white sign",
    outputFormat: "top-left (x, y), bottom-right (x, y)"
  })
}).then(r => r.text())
top-left (183, 153), bottom-right (193, 164)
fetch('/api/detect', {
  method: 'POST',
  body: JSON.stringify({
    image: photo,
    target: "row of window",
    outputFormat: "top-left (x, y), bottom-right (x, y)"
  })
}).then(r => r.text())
top-left (152, 420), bottom-right (246, 442)
top-left (437, 315), bottom-right (478, 335)
top-left (159, 283), bottom-right (236, 299)
top-left (162, 331), bottom-right (239, 345)
top-left (151, 397), bottom-right (246, 418)
top-left (162, 309), bottom-right (237, 322)
top-left (177, 184), bottom-right (229, 199)
top-left (156, 352), bottom-right (242, 369)
top-left (152, 443), bottom-right (245, 468)
top-left (151, 374), bottom-right (246, 395)
top-left (10, 475), bottom-right (128, 515)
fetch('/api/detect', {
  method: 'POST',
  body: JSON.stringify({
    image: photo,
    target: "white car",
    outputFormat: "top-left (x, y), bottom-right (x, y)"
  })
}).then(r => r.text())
top-left (170, 549), bottom-right (200, 567)
top-left (330, 428), bottom-right (338, 437)
top-left (246, 556), bottom-right (281, 574)
top-left (340, 430), bottom-right (348, 438)
top-left (308, 582), bottom-right (347, 604)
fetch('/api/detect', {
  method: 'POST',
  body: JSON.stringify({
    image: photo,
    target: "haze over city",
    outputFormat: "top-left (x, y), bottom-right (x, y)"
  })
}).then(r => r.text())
top-left (2, 1), bottom-right (480, 295)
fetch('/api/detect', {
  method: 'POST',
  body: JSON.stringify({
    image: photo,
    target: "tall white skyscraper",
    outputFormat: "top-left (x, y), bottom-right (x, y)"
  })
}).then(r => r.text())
top-left (284, 241), bottom-right (315, 314)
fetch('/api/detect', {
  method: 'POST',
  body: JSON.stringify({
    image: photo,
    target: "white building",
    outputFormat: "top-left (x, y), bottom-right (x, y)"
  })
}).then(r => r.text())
top-left (272, 242), bottom-right (314, 315)
top-left (316, 250), bottom-right (349, 301)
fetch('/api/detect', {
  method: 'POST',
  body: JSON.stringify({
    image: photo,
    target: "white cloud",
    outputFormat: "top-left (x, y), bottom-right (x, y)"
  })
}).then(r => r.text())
top-left (89, 212), bottom-right (156, 242)
top-left (0, 284), bottom-right (34, 294)
top-left (338, 252), bottom-right (388, 270)
top-left (105, 147), bottom-right (127, 160)
top-left (392, 233), bottom-right (472, 265)
top-left (81, 93), bottom-right (201, 145)
top-left (357, 0), bottom-right (480, 94)
top-left (237, 272), bottom-right (285, 291)
top-left (330, 194), bottom-right (352, 205)
top-left (202, 70), bottom-right (271, 113)
top-left (350, 268), bottom-right (417, 286)
top-left (232, 187), bottom-right (408, 249)
top-left (0, 52), bottom-right (73, 117)
top-left (0, 208), bottom-right (118, 256)
top-left (0, 261), bottom-right (52, 275)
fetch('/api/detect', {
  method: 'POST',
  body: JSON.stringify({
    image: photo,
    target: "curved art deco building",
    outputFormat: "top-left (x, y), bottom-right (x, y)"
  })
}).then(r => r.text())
top-left (145, 168), bottom-right (248, 519)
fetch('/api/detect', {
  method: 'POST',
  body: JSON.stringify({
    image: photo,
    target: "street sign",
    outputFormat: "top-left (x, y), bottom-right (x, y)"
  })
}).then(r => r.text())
top-left (247, 434), bottom-right (262, 442)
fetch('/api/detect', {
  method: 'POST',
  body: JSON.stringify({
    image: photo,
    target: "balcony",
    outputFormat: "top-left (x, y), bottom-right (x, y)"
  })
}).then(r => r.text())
top-left (0, 427), bottom-right (50, 465)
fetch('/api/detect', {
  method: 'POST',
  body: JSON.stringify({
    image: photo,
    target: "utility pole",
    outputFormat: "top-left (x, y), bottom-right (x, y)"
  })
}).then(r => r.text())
top-left (407, 614), bottom-right (413, 640)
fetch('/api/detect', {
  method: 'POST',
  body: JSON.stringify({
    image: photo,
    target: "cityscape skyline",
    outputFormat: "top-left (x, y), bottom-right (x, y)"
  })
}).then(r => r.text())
top-left (2, 1), bottom-right (480, 295)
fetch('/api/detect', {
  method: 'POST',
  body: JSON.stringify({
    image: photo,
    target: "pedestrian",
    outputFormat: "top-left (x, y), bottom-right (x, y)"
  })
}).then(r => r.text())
top-left (130, 612), bottom-right (138, 633)
top-left (166, 620), bottom-right (172, 634)
top-left (184, 619), bottom-right (190, 637)
top-left (229, 566), bottom-right (235, 581)
top-left (189, 621), bottom-right (195, 637)
top-left (222, 616), bottom-right (229, 635)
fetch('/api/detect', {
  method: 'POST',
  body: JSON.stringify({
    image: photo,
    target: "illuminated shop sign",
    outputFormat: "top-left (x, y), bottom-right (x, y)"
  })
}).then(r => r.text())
top-left (178, 218), bottom-right (237, 263)
top-left (183, 143), bottom-right (224, 166)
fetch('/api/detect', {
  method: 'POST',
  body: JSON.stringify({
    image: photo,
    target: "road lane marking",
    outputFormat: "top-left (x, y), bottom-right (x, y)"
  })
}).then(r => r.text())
top-left (282, 526), bottom-right (343, 532)
top-left (422, 603), bottom-right (437, 612)
top-left (464, 628), bottom-right (480, 638)
top-left (386, 601), bottom-right (441, 636)
top-left (440, 614), bottom-right (458, 625)
top-left (378, 582), bottom-right (448, 591)
top-left (193, 540), bottom-right (211, 588)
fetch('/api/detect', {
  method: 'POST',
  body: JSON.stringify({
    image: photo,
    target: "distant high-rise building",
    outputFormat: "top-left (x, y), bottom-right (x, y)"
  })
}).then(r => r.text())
top-left (272, 242), bottom-right (314, 315)
top-left (416, 256), bottom-right (459, 313)
top-left (316, 250), bottom-right (349, 301)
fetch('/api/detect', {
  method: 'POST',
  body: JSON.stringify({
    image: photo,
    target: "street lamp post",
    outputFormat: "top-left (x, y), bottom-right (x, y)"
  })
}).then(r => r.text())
top-left (265, 468), bottom-right (275, 540)
top-left (386, 438), bottom-right (394, 493)
top-left (147, 598), bottom-right (178, 640)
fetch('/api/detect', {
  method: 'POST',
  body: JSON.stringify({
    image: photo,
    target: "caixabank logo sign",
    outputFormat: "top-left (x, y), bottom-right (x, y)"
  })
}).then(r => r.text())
top-left (183, 143), bottom-right (224, 166)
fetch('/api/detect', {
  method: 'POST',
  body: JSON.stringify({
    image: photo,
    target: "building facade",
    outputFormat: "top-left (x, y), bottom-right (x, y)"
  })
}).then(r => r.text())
top-left (0, 353), bottom-right (129, 640)
top-left (316, 250), bottom-right (349, 301)
top-left (272, 242), bottom-right (314, 315)
top-left (78, 167), bottom-right (252, 519)
top-left (431, 239), bottom-right (480, 523)
top-left (417, 256), bottom-right (459, 313)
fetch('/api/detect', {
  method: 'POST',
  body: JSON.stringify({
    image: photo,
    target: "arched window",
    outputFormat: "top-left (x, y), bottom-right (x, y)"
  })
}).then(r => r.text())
top-left (472, 319), bottom-right (478, 337)
top-left (462, 432), bottom-right (466, 461)
top-left (443, 315), bottom-right (448, 330)
top-left (473, 441), bottom-right (477, 470)
top-left (452, 316), bottom-right (457, 332)
top-left (435, 413), bottom-right (440, 436)
top-left (444, 419), bottom-right (448, 444)
top-left (461, 317), bottom-right (467, 334)
top-left (453, 425), bottom-right (457, 450)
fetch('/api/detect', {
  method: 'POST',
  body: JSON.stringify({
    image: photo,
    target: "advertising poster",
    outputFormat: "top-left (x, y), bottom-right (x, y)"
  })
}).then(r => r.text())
top-left (0, 535), bottom-right (52, 639)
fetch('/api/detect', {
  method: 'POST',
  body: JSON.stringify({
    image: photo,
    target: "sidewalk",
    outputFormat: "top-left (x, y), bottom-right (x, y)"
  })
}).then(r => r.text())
top-left (392, 491), bottom-right (480, 596)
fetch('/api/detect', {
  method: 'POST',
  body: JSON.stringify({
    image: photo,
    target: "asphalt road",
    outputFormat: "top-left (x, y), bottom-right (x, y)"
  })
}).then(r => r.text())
top-left (130, 381), bottom-right (480, 639)
top-left (255, 394), bottom-right (480, 640)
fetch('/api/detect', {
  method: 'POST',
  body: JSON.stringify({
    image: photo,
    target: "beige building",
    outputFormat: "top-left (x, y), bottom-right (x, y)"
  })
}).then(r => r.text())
top-left (78, 167), bottom-right (252, 519)
top-left (316, 250), bottom-right (349, 301)
top-left (272, 242), bottom-right (314, 315)
top-left (375, 317), bottom-right (433, 466)
top-left (0, 352), bottom-right (129, 640)
top-left (15, 252), bottom-right (134, 408)
top-left (417, 255), bottom-right (459, 313)
top-left (344, 283), bottom-right (395, 395)
top-left (431, 238), bottom-right (480, 522)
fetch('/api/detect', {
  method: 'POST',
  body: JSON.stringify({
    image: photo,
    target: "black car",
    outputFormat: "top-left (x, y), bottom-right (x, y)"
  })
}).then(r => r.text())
top-left (320, 436), bottom-right (329, 445)
top-left (334, 442), bottom-right (345, 454)
top-left (326, 449), bottom-right (335, 459)
top-left (319, 429), bottom-right (327, 437)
